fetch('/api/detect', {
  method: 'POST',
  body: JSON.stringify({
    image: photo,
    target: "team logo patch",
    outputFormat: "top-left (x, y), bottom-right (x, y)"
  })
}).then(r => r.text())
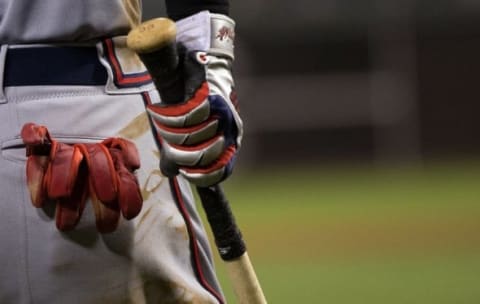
top-left (216, 26), bottom-right (235, 42)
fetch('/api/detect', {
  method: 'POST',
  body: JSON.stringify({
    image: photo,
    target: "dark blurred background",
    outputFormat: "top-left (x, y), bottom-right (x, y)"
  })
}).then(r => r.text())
top-left (143, 2), bottom-right (480, 303)
top-left (145, 0), bottom-right (480, 169)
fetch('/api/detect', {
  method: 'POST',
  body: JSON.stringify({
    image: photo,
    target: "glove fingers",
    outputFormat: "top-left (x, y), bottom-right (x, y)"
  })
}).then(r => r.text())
top-left (54, 158), bottom-right (89, 231)
top-left (54, 194), bottom-right (87, 231)
top-left (25, 155), bottom-right (49, 208)
top-left (45, 143), bottom-right (84, 199)
top-left (153, 118), bottom-right (218, 145)
top-left (78, 143), bottom-right (118, 204)
top-left (20, 123), bottom-right (143, 233)
top-left (55, 199), bottom-right (81, 231)
top-left (108, 148), bottom-right (143, 220)
top-left (102, 138), bottom-right (141, 169)
top-left (117, 170), bottom-right (143, 219)
top-left (147, 82), bottom-right (210, 127)
top-left (81, 139), bottom-right (144, 232)
top-left (164, 135), bottom-right (225, 167)
top-left (90, 191), bottom-right (121, 234)
top-left (180, 145), bottom-right (237, 187)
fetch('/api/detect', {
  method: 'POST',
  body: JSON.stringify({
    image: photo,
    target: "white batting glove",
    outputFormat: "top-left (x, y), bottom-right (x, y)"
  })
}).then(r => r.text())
top-left (147, 11), bottom-right (243, 187)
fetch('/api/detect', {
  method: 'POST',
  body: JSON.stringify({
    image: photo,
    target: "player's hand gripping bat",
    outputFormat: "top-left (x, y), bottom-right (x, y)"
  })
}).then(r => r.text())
top-left (127, 18), bottom-right (267, 304)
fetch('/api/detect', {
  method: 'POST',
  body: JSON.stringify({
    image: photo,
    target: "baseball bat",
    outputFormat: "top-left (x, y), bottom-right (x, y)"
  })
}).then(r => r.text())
top-left (127, 18), bottom-right (267, 304)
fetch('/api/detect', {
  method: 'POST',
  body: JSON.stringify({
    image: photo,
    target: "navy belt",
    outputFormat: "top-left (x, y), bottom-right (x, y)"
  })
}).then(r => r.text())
top-left (4, 46), bottom-right (108, 86)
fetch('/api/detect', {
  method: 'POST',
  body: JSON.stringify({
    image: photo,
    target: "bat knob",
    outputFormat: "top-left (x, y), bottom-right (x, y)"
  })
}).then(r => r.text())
top-left (127, 18), bottom-right (177, 54)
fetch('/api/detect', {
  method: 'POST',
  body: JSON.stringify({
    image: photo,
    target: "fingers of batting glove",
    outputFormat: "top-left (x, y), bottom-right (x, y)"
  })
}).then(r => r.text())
top-left (102, 138), bottom-right (143, 220)
top-left (77, 143), bottom-right (118, 204)
top-left (147, 81), bottom-right (210, 127)
top-left (77, 138), bottom-right (143, 232)
top-left (160, 94), bottom-right (240, 187)
top-left (180, 145), bottom-right (237, 187)
top-left (163, 135), bottom-right (225, 167)
top-left (101, 137), bottom-right (141, 170)
top-left (77, 143), bottom-right (122, 233)
top-left (90, 190), bottom-right (121, 234)
top-left (54, 161), bottom-right (89, 231)
top-left (152, 117), bottom-right (219, 146)
top-left (146, 51), bottom-right (218, 144)
top-left (22, 122), bottom-right (90, 231)
top-left (25, 155), bottom-right (49, 208)
top-left (44, 143), bottom-right (84, 199)
top-left (43, 143), bottom-right (89, 231)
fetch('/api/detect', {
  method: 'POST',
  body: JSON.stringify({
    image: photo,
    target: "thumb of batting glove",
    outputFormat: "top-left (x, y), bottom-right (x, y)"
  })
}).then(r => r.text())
top-left (147, 12), bottom-right (243, 187)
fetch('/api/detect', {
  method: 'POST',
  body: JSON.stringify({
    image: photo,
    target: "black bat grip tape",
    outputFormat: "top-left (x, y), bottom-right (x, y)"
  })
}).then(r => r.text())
top-left (137, 42), bottom-right (185, 104)
top-left (197, 185), bottom-right (246, 261)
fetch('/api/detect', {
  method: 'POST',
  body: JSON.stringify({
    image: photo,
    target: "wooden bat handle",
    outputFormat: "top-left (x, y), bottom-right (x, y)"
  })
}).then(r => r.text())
top-left (226, 253), bottom-right (267, 304)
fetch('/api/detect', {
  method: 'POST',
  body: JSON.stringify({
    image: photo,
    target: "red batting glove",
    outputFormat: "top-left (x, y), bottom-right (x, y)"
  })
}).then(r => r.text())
top-left (21, 123), bottom-right (143, 233)
top-left (76, 138), bottom-right (143, 233)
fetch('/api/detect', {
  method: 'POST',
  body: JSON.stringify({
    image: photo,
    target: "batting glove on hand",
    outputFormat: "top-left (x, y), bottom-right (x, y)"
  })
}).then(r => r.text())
top-left (147, 12), bottom-right (243, 187)
top-left (21, 123), bottom-right (143, 233)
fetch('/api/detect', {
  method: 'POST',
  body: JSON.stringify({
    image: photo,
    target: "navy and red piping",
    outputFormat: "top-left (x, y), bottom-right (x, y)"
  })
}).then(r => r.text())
top-left (141, 92), bottom-right (225, 304)
top-left (102, 38), bottom-right (152, 88)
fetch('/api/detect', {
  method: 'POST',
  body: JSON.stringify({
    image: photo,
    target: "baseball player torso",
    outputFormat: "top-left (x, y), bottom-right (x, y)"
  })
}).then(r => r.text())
top-left (0, 0), bottom-right (141, 43)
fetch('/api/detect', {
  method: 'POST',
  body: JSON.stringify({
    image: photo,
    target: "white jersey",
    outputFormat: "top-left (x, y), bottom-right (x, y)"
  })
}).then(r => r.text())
top-left (0, 0), bottom-right (142, 43)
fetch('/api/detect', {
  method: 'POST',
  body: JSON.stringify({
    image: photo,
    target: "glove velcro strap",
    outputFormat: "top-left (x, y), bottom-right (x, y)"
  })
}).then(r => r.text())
top-left (210, 13), bottom-right (235, 59)
top-left (176, 11), bottom-right (235, 59)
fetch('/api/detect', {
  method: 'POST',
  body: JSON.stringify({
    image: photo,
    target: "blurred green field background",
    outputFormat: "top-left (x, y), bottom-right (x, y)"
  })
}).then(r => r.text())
top-left (197, 160), bottom-right (480, 303)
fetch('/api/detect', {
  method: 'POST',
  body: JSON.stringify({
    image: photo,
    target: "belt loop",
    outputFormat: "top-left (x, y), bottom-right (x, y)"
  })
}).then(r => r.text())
top-left (0, 45), bottom-right (7, 103)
